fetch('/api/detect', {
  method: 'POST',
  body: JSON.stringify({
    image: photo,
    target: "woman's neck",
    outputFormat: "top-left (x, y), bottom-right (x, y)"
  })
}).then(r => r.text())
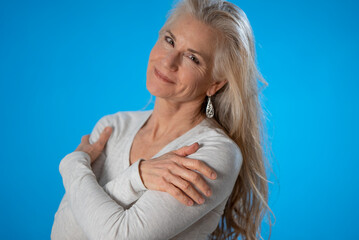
top-left (144, 97), bottom-right (205, 142)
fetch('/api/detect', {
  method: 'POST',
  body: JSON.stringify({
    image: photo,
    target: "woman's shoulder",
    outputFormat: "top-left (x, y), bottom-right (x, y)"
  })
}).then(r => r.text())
top-left (96, 110), bottom-right (152, 130)
top-left (196, 118), bottom-right (240, 152)
top-left (184, 119), bottom-right (243, 197)
top-left (187, 118), bottom-right (243, 176)
top-left (89, 110), bottom-right (152, 144)
top-left (98, 110), bottom-right (152, 124)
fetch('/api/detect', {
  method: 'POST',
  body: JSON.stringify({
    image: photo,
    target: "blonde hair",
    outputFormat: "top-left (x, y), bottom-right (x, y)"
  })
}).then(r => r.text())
top-left (162, 0), bottom-right (274, 239)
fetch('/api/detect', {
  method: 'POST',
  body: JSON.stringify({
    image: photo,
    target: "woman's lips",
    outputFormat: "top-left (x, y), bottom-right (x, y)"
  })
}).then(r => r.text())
top-left (154, 67), bottom-right (175, 84)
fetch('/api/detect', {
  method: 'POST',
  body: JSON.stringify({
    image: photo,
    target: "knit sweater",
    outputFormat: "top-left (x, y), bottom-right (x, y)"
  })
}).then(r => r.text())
top-left (51, 110), bottom-right (242, 240)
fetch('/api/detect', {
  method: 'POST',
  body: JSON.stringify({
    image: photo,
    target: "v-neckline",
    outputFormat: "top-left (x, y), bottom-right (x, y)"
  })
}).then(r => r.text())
top-left (125, 110), bottom-right (207, 168)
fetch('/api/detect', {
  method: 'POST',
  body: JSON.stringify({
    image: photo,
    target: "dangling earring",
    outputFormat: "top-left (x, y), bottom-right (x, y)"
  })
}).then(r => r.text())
top-left (206, 95), bottom-right (214, 118)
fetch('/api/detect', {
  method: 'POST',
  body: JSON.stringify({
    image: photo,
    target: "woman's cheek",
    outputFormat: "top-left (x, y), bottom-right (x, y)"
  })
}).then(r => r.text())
top-left (184, 60), bottom-right (207, 80)
top-left (153, 41), bottom-right (171, 59)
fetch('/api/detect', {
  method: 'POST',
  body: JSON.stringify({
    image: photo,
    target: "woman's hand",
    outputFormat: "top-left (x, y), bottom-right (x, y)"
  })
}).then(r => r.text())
top-left (139, 143), bottom-right (217, 206)
top-left (75, 127), bottom-right (113, 163)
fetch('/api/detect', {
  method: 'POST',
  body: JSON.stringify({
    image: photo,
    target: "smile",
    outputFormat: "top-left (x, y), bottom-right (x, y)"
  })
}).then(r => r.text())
top-left (154, 67), bottom-right (175, 84)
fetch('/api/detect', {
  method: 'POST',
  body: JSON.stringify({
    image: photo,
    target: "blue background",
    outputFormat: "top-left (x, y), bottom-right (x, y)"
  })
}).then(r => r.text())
top-left (0, 0), bottom-right (358, 239)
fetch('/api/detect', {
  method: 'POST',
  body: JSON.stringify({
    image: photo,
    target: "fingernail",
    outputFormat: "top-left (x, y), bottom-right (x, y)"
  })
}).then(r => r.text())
top-left (211, 172), bottom-right (217, 179)
top-left (187, 200), bottom-right (193, 206)
top-left (198, 198), bottom-right (205, 204)
top-left (206, 190), bottom-right (211, 196)
top-left (105, 127), bottom-right (111, 133)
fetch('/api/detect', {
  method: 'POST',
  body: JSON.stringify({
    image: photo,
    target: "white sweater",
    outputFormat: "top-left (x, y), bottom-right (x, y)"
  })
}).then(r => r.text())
top-left (51, 110), bottom-right (242, 240)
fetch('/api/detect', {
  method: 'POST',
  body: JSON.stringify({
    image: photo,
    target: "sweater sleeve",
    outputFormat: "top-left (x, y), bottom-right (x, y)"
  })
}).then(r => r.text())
top-left (86, 113), bottom-right (148, 206)
top-left (59, 133), bottom-right (243, 240)
top-left (102, 159), bottom-right (147, 208)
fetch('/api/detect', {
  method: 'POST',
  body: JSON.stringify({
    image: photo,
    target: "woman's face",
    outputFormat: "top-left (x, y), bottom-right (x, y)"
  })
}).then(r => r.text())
top-left (146, 14), bottom-right (222, 103)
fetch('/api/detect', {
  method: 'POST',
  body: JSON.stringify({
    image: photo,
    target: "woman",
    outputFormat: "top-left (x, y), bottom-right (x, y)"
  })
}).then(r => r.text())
top-left (51, 0), bottom-right (272, 239)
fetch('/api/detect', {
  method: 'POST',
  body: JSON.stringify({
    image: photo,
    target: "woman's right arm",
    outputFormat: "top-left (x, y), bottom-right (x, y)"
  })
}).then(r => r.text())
top-left (102, 143), bottom-right (216, 208)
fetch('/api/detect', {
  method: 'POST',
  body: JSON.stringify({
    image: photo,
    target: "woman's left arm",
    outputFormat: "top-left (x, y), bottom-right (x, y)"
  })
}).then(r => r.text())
top-left (59, 133), bottom-right (242, 240)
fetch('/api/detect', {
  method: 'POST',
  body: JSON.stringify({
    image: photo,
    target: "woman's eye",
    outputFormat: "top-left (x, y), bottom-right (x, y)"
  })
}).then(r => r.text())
top-left (164, 36), bottom-right (174, 46)
top-left (189, 54), bottom-right (200, 64)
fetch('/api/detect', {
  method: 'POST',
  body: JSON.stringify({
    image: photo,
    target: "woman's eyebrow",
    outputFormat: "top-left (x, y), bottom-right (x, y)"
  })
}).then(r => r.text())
top-left (166, 30), bottom-right (207, 60)
top-left (166, 30), bottom-right (176, 41)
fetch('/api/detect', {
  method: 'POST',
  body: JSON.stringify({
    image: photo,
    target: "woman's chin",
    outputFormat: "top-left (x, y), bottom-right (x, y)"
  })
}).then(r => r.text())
top-left (146, 81), bottom-right (173, 98)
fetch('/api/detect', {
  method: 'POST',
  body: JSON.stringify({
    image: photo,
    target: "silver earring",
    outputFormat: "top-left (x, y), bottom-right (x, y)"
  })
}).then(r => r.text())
top-left (206, 95), bottom-right (214, 118)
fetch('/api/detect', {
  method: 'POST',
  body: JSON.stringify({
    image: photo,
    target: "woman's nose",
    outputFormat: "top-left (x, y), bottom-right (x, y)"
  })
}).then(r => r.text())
top-left (161, 50), bottom-right (180, 71)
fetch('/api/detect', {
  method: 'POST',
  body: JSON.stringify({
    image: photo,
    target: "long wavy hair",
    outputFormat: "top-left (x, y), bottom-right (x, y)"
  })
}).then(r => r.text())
top-left (161, 0), bottom-right (274, 239)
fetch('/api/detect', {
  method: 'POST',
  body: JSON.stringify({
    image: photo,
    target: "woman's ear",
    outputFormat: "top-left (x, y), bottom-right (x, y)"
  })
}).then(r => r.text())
top-left (207, 79), bottom-right (228, 96)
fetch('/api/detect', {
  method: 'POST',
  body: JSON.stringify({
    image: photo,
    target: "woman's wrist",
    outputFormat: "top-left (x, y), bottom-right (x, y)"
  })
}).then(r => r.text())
top-left (138, 159), bottom-right (148, 189)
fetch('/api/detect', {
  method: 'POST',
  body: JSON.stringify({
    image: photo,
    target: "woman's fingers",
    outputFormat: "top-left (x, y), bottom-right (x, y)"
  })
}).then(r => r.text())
top-left (177, 156), bottom-right (217, 180)
top-left (166, 171), bottom-right (206, 204)
top-left (75, 127), bottom-right (113, 163)
top-left (139, 145), bottom-right (218, 206)
top-left (172, 144), bottom-right (217, 180)
top-left (169, 163), bottom-right (212, 198)
top-left (139, 159), bottom-right (208, 206)
top-left (172, 142), bottom-right (199, 156)
top-left (163, 181), bottom-right (194, 206)
top-left (94, 127), bottom-right (112, 151)
top-left (81, 134), bottom-right (90, 144)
